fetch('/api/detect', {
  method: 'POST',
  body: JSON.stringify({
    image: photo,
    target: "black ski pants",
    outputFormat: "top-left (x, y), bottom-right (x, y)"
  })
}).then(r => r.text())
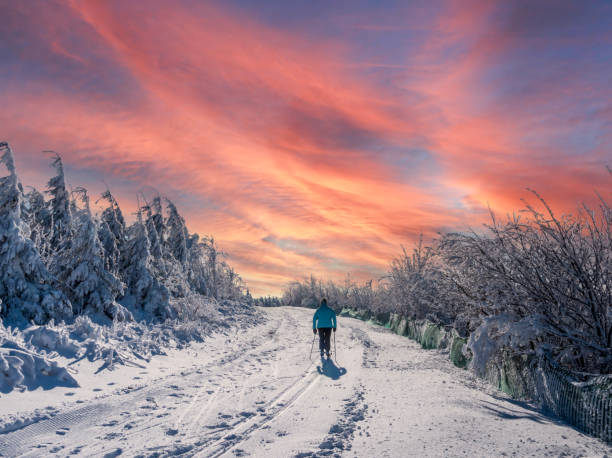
top-left (317, 327), bottom-right (332, 354)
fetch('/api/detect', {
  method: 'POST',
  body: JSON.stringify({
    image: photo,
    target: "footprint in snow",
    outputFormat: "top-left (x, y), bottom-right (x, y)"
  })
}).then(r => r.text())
top-left (102, 448), bottom-right (122, 458)
top-left (206, 422), bottom-right (229, 429)
top-left (102, 420), bottom-right (119, 427)
top-left (64, 392), bottom-right (76, 396)
top-left (93, 388), bottom-right (102, 392)
top-left (56, 427), bottom-right (70, 435)
top-left (103, 432), bottom-right (123, 440)
top-left (166, 428), bottom-right (179, 436)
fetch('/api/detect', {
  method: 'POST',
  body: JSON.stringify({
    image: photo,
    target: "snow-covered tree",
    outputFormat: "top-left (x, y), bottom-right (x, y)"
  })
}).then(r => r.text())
top-left (122, 208), bottom-right (171, 318)
top-left (216, 261), bottom-right (244, 300)
top-left (97, 190), bottom-right (125, 276)
top-left (165, 198), bottom-right (188, 265)
top-left (54, 187), bottom-right (128, 321)
top-left (0, 142), bottom-right (71, 324)
top-left (186, 233), bottom-right (208, 296)
top-left (23, 186), bottom-right (52, 261)
top-left (148, 196), bottom-right (165, 256)
top-left (205, 236), bottom-right (222, 300)
top-left (140, 196), bottom-right (190, 298)
top-left (45, 153), bottom-right (72, 250)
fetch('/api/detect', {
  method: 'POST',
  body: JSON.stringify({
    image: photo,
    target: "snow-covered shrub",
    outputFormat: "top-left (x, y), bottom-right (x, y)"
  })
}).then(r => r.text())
top-left (71, 314), bottom-right (103, 341)
top-left (442, 191), bottom-right (611, 373)
top-left (22, 325), bottom-right (81, 358)
top-left (171, 294), bottom-right (219, 322)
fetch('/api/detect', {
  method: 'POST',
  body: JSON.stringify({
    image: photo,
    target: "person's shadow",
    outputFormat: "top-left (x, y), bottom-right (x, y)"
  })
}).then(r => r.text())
top-left (316, 358), bottom-right (347, 380)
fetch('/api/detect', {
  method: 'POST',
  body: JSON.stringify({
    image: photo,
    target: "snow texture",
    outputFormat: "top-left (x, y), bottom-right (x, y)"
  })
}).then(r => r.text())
top-left (0, 296), bottom-right (257, 394)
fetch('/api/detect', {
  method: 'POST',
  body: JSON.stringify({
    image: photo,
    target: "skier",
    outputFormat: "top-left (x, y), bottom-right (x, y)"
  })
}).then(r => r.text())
top-left (312, 298), bottom-right (337, 359)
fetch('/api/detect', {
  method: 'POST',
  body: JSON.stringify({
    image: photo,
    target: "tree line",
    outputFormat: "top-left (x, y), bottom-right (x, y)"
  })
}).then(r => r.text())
top-left (0, 142), bottom-right (247, 325)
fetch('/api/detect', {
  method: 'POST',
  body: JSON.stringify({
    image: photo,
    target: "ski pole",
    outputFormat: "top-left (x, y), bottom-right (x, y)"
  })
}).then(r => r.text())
top-left (309, 333), bottom-right (316, 361)
top-left (333, 330), bottom-right (337, 364)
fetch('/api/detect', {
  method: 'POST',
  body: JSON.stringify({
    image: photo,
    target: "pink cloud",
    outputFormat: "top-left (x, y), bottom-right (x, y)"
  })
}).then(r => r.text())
top-left (1, 0), bottom-right (609, 295)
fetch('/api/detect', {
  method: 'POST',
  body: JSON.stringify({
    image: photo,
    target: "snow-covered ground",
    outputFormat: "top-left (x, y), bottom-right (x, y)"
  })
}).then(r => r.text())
top-left (0, 307), bottom-right (609, 457)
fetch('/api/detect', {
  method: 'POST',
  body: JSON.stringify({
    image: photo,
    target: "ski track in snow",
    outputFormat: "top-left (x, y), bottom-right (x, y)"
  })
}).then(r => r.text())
top-left (0, 307), bottom-right (610, 457)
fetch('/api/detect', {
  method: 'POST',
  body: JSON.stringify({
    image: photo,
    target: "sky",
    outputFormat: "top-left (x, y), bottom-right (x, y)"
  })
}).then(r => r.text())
top-left (1, 0), bottom-right (611, 296)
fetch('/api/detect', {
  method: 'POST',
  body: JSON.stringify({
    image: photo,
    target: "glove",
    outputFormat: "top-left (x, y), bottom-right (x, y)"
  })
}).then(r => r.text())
top-left (313, 328), bottom-right (317, 335)
top-left (333, 328), bottom-right (336, 333)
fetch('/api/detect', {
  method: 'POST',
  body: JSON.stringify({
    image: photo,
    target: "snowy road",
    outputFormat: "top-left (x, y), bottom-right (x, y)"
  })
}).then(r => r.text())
top-left (0, 307), bottom-right (610, 457)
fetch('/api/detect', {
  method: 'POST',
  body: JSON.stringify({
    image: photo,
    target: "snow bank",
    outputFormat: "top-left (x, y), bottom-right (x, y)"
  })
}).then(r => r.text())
top-left (0, 340), bottom-right (78, 393)
top-left (0, 297), bottom-right (260, 394)
top-left (467, 313), bottom-right (546, 377)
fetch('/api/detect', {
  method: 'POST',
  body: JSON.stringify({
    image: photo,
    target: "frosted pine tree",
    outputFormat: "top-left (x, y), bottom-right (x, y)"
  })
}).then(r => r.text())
top-left (142, 196), bottom-right (190, 297)
top-left (97, 190), bottom-right (125, 276)
top-left (23, 186), bottom-right (52, 261)
top-left (45, 153), bottom-right (72, 250)
top-left (205, 236), bottom-right (221, 299)
top-left (162, 198), bottom-right (191, 297)
top-left (165, 198), bottom-right (188, 264)
top-left (141, 196), bottom-right (163, 262)
top-left (186, 233), bottom-right (208, 296)
top-left (55, 187), bottom-right (128, 321)
top-left (0, 142), bottom-right (71, 324)
top-left (122, 208), bottom-right (171, 318)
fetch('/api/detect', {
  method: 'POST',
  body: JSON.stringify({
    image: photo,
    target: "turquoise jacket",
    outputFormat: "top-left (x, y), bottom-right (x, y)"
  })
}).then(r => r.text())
top-left (313, 304), bottom-right (337, 329)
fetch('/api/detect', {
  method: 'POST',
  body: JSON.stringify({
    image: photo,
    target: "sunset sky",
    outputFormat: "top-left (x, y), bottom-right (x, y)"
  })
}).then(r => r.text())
top-left (1, 0), bottom-right (611, 296)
